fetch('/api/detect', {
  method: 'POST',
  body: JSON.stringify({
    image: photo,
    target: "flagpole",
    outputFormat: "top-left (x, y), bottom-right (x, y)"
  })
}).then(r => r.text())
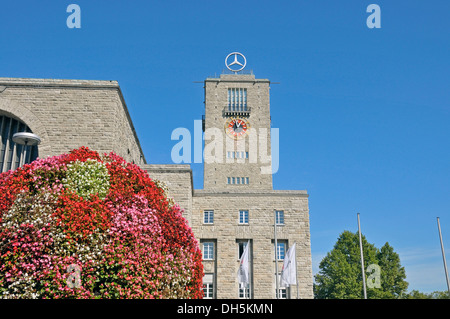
top-left (274, 212), bottom-right (279, 299)
top-left (248, 240), bottom-right (252, 299)
top-left (437, 217), bottom-right (450, 297)
top-left (357, 213), bottom-right (367, 299)
top-left (295, 241), bottom-right (299, 299)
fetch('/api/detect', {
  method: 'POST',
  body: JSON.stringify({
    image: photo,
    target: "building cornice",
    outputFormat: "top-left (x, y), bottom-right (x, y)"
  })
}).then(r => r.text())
top-left (193, 189), bottom-right (308, 198)
top-left (0, 77), bottom-right (119, 89)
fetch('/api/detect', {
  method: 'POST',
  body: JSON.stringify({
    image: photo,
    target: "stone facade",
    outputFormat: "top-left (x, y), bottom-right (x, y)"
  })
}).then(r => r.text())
top-left (203, 74), bottom-right (273, 190)
top-left (191, 189), bottom-right (313, 299)
top-left (0, 78), bottom-right (145, 165)
top-left (141, 164), bottom-right (193, 225)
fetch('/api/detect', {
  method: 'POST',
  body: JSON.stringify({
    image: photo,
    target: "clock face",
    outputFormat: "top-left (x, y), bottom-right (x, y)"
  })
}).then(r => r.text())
top-left (225, 118), bottom-right (250, 138)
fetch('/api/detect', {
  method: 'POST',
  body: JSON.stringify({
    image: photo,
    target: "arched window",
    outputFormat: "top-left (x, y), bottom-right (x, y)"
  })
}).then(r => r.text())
top-left (0, 115), bottom-right (38, 173)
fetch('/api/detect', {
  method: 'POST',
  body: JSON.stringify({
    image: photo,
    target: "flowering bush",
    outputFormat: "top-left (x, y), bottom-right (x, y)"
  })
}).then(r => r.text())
top-left (62, 159), bottom-right (110, 200)
top-left (0, 147), bottom-right (203, 299)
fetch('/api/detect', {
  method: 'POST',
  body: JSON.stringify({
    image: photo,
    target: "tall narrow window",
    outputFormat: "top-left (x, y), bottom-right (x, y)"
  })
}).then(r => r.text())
top-left (232, 89), bottom-right (235, 111)
top-left (238, 241), bottom-right (249, 259)
top-left (243, 89), bottom-right (247, 111)
top-left (0, 115), bottom-right (38, 173)
top-left (228, 88), bottom-right (247, 112)
top-left (276, 242), bottom-right (286, 260)
top-left (239, 88), bottom-right (243, 111)
top-left (237, 240), bottom-right (251, 298)
top-left (275, 210), bottom-right (285, 225)
top-left (203, 274), bottom-right (215, 299)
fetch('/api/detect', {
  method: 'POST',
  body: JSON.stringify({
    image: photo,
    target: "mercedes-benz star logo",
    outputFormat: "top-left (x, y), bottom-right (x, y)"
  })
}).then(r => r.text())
top-left (225, 52), bottom-right (247, 72)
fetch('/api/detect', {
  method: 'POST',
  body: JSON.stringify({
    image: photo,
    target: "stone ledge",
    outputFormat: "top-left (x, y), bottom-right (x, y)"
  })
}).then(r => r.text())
top-left (193, 189), bottom-right (308, 197)
top-left (0, 77), bottom-right (119, 88)
top-left (205, 74), bottom-right (270, 83)
top-left (141, 164), bottom-right (192, 173)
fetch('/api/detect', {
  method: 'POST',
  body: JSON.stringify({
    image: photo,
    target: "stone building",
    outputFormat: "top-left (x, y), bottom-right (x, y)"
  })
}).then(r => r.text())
top-left (0, 77), bottom-right (145, 170)
top-left (0, 70), bottom-right (313, 299)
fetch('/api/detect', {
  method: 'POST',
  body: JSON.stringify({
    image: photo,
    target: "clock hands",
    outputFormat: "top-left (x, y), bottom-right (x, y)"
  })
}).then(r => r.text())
top-left (226, 118), bottom-right (249, 138)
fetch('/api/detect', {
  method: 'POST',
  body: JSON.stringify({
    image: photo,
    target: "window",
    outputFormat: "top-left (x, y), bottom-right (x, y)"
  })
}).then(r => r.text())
top-left (0, 115), bottom-right (38, 173)
top-left (239, 210), bottom-right (249, 224)
top-left (275, 210), bottom-right (285, 225)
top-left (276, 242), bottom-right (286, 260)
top-left (239, 285), bottom-right (250, 298)
top-left (227, 177), bottom-right (249, 185)
top-left (203, 274), bottom-right (214, 299)
top-left (226, 151), bottom-right (249, 160)
top-left (202, 242), bottom-right (214, 260)
top-left (203, 282), bottom-right (214, 298)
top-left (203, 210), bottom-right (214, 224)
top-left (228, 88), bottom-right (247, 111)
top-left (237, 240), bottom-right (251, 298)
top-left (238, 241), bottom-right (249, 259)
top-left (276, 274), bottom-right (288, 299)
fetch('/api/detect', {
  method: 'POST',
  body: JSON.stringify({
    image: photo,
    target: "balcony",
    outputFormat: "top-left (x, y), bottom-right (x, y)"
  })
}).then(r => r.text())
top-left (223, 106), bottom-right (251, 118)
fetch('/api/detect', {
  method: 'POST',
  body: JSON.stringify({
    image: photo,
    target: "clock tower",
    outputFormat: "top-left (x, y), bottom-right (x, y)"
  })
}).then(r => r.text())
top-left (203, 70), bottom-right (273, 191)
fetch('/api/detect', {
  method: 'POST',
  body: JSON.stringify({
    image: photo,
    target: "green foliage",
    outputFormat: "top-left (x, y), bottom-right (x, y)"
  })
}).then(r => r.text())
top-left (314, 230), bottom-right (408, 299)
top-left (402, 290), bottom-right (449, 299)
top-left (377, 242), bottom-right (408, 298)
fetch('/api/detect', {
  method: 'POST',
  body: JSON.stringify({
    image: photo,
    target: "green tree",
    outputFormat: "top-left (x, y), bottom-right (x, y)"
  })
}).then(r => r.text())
top-left (377, 242), bottom-right (408, 298)
top-left (314, 231), bottom-right (409, 299)
top-left (403, 290), bottom-right (449, 299)
top-left (314, 230), bottom-right (378, 299)
top-left (402, 290), bottom-right (430, 299)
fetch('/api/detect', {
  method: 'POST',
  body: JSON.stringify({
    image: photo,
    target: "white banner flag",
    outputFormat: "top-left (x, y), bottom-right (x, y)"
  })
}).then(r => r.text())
top-left (237, 241), bottom-right (250, 288)
top-left (280, 243), bottom-right (297, 287)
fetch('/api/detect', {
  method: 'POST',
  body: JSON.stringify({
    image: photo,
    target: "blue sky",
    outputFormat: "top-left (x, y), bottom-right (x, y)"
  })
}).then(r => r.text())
top-left (1, 1), bottom-right (449, 294)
